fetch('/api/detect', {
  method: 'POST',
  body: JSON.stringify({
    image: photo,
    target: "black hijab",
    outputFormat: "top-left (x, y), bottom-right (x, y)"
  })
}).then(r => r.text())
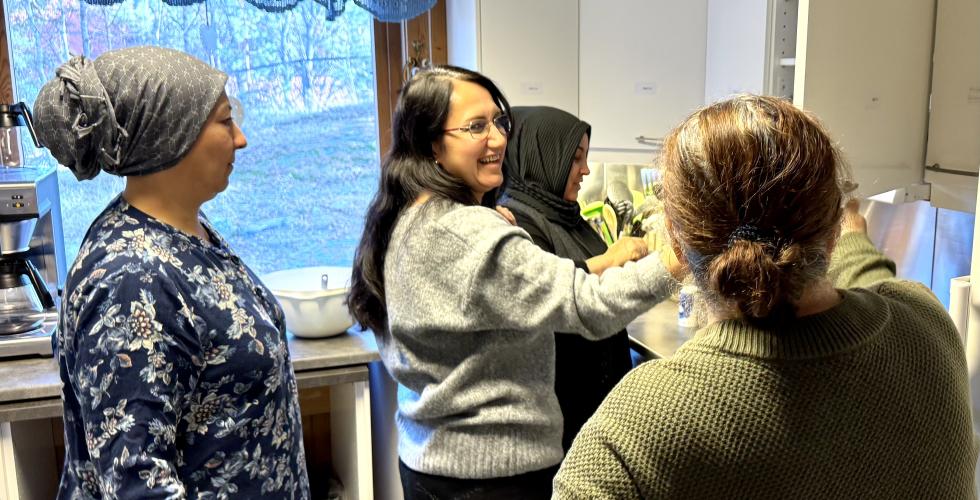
top-left (502, 106), bottom-right (607, 259)
top-left (503, 107), bottom-right (631, 452)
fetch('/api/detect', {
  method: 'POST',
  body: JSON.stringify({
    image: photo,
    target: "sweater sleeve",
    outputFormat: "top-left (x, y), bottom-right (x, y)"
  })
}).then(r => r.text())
top-left (443, 206), bottom-right (673, 339)
top-left (827, 232), bottom-right (897, 289)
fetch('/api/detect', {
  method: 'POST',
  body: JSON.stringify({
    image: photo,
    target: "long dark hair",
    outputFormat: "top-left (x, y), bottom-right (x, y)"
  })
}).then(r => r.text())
top-left (347, 65), bottom-right (512, 334)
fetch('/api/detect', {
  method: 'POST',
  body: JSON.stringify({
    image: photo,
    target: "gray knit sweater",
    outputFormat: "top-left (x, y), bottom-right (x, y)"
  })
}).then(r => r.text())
top-left (381, 200), bottom-right (673, 479)
top-left (553, 232), bottom-right (978, 499)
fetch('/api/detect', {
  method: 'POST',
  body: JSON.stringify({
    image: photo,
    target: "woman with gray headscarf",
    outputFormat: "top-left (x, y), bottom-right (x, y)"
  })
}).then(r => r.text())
top-left (33, 46), bottom-right (310, 499)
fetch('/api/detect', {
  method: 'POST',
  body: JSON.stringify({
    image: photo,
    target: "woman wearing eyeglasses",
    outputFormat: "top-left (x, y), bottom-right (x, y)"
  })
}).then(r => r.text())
top-left (348, 65), bottom-right (679, 498)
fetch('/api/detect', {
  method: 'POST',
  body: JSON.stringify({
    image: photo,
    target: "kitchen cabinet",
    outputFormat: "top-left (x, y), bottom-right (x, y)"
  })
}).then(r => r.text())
top-left (450, 0), bottom-right (977, 207)
top-left (703, 0), bottom-right (775, 103)
top-left (0, 419), bottom-right (58, 499)
top-left (448, 0), bottom-right (706, 163)
top-left (447, 0), bottom-right (579, 114)
top-left (707, 0), bottom-right (936, 200)
top-left (794, 0), bottom-right (934, 199)
top-left (578, 1), bottom-right (707, 155)
top-left (924, 0), bottom-right (980, 213)
top-left (709, 0), bottom-right (978, 210)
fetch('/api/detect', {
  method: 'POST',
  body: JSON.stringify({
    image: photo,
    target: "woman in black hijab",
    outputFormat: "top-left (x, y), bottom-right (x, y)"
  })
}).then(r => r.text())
top-left (501, 106), bottom-right (645, 451)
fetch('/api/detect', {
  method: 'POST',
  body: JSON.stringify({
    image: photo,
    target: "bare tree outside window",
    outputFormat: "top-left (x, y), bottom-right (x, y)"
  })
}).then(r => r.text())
top-left (7, 0), bottom-right (379, 273)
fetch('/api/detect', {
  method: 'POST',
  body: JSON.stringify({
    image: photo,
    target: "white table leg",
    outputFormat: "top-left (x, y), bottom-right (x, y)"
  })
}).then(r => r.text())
top-left (369, 362), bottom-right (401, 500)
top-left (0, 422), bottom-right (19, 500)
top-left (331, 380), bottom-right (373, 499)
top-left (0, 420), bottom-right (57, 500)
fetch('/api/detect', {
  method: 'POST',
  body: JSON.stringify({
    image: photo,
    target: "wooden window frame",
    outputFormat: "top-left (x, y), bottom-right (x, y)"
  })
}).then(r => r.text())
top-left (0, 0), bottom-right (20, 164)
top-left (373, 0), bottom-right (447, 159)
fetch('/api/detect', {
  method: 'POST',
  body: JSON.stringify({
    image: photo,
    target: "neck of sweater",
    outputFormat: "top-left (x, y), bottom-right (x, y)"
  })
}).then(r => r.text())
top-left (689, 288), bottom-right (889, 360)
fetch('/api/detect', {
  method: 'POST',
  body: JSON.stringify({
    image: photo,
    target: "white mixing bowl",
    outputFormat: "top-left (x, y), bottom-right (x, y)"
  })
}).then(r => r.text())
top-left (261, 266), bottom-right (354, 338)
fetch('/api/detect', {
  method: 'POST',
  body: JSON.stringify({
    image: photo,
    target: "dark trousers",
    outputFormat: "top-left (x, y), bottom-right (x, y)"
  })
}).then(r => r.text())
top-left (399, 460), bottom-right (559, 500)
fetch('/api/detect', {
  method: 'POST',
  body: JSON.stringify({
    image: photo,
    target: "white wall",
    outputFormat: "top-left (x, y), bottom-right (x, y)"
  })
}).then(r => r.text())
top-left (446, 0), bottom-right (479, 70)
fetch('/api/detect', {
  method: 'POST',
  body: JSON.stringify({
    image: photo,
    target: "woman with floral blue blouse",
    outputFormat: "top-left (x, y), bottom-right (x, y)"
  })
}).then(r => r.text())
top-left (32, 46), bottom-right (310, 499)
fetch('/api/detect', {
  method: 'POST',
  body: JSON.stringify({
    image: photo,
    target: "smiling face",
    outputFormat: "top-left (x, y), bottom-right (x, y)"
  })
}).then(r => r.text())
top-left (563, 133), bottom-right (591, 202)
top-left (431, 79), bottom-right (508, 203)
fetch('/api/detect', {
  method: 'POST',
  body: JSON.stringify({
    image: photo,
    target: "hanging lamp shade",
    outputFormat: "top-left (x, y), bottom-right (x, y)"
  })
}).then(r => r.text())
top-left (352, 0), bottom-right (435, 22)
top-left (243, 0), bottom-right (302, 13)
top-left (314, 0), bottom-right (347, 20)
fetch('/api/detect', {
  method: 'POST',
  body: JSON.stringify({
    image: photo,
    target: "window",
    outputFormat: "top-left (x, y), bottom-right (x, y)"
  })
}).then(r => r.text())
top-left (6, 0), bottom-right (379, 274)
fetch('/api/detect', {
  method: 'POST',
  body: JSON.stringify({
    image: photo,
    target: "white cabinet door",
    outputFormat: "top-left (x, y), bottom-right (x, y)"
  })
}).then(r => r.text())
top-left (579, 0), bottom-right (708, 152)
top-left (924, 0), bottom-right (980, 212)
top-left (794, 0), bottom-right (935, 198)
top-left (478, 0), bottom-right (579, 113)
top-left (703, 0), bottom-right (770, 104)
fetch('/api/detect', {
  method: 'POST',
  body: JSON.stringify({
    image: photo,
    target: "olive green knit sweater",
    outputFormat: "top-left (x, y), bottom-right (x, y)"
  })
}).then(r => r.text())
top-left (553, 233), bottom-right (977, 499)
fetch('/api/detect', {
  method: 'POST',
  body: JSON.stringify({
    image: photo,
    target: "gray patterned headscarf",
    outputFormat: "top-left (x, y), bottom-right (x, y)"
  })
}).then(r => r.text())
top-left (32, 46), bottom-right (228, 180)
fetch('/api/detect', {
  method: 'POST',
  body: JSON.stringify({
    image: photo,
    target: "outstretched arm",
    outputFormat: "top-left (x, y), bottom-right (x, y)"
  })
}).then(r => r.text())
top-left (827, 200), bottom-right (896, 289)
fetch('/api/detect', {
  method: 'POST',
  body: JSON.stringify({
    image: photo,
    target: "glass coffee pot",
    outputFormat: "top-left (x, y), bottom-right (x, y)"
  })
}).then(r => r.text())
top-left (0, 102), bottom-right (41, 168)
top-left (0, 256), bottom-right (54, 335)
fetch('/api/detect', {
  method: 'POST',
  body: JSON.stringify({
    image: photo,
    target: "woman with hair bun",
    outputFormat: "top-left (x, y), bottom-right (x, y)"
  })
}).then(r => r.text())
top-left (554, 94), bottom-right (976, 499)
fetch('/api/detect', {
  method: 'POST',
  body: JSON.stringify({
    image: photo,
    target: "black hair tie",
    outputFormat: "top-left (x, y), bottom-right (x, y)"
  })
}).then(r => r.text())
top-left (727, 224), bottom-right (778, 248)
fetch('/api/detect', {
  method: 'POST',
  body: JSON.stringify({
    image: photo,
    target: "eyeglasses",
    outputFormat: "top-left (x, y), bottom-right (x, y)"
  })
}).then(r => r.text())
top-left (444, 114), bottom-right (511, 140)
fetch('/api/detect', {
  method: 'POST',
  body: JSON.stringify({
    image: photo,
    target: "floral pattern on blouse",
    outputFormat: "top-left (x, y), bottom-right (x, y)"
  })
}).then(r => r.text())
top-left (56, 196), bottom-right (310, 499)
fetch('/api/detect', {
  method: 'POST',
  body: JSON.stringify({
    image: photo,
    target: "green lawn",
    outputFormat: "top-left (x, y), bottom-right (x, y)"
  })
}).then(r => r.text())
top-left (57, 104), bottom-right (380, 275)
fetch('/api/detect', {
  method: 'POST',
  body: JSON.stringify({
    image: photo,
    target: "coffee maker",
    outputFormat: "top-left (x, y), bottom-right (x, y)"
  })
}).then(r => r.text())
top-left (0, 103), bottom-right (67, 358)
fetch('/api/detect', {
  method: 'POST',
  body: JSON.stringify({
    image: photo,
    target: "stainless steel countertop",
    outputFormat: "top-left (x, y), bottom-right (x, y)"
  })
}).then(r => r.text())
top-left (0, 329), bottom-right (381, 406)
top-left (627, 298), bottom-right (699, 360)
top-left (0, 301), bottom-right (692, 420)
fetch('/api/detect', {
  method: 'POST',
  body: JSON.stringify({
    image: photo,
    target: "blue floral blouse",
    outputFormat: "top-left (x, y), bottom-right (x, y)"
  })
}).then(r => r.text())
top-left (56, 196), bottom-right (310, 499)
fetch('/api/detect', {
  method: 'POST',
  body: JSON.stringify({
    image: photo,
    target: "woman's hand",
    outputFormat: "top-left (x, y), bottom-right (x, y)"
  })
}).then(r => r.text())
top-left (495, 205), bottom-right (516, 226)
top-left (841, 198), bottom-right (867, 235)
top-left (643, 217), bottom-right (686, 280)
top-left (608, 236), bottom-right (649, 263)
top-left (587, 237), bottom-right (648, 275)
top-left (662, 240), bottom-right (687, 280)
